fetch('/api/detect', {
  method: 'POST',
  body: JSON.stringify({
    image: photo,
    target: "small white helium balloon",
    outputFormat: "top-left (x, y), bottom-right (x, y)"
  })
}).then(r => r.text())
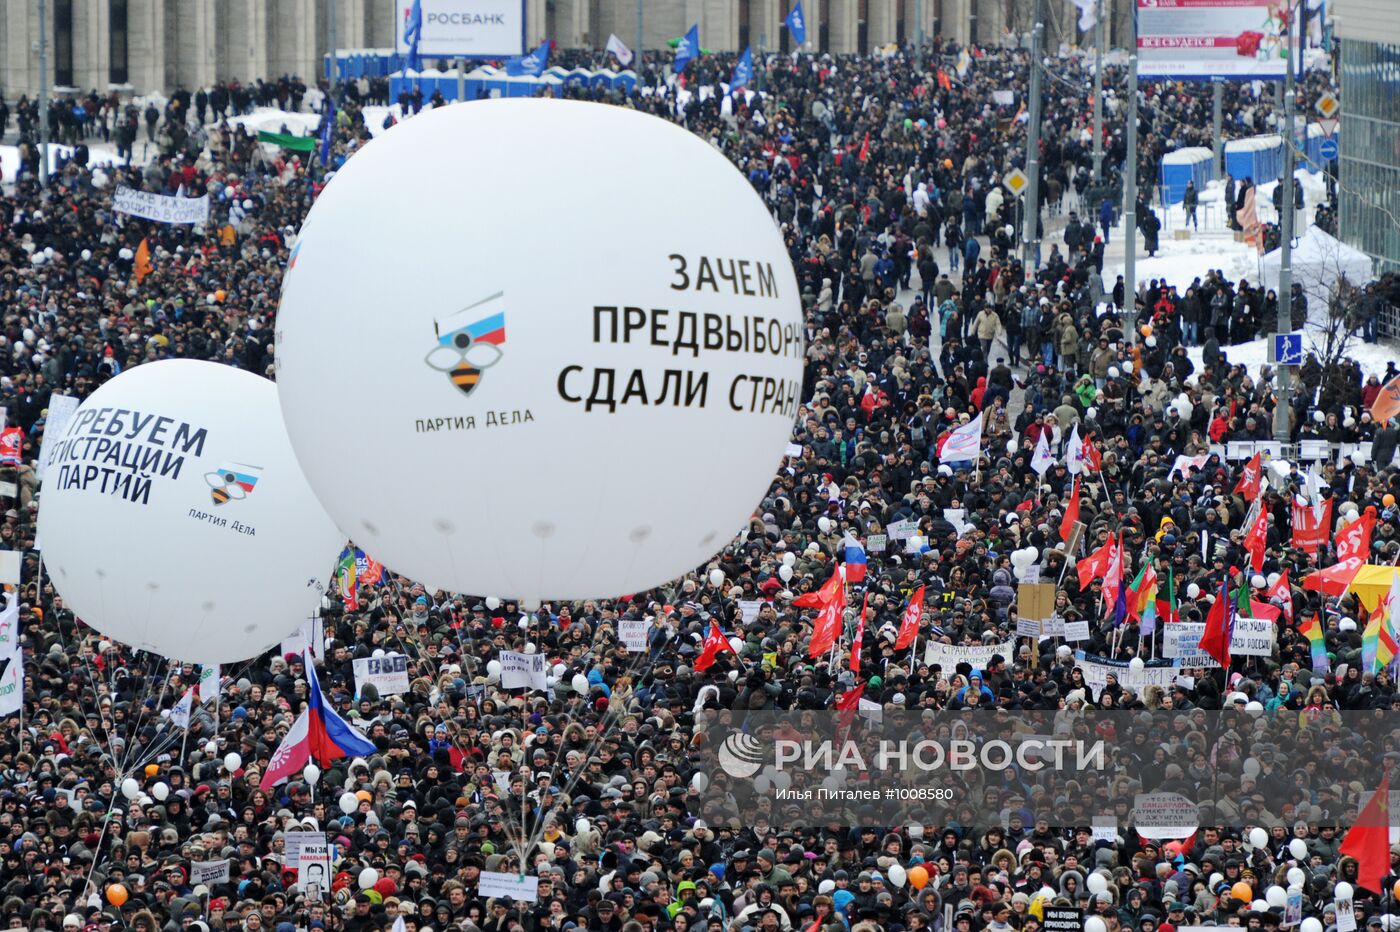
top-left (121, 777), bottom-right (140, 800)
top-left (1334, 882), bottom-right (1353, 901)
top-left (779, 565), bottom-right (793, 582)
top-left (152, 783), bottom-right (169, 801)
top-left (1265, 886), bottom-right (1287, 908)
top-left (339, 793), bottom-right (358, 814)
top-left (1289, 839), bottom-right (1308, 861)
top-left (782, 552), bottom-right (797, 567)
top-left (358, 868), bottom-right (378, 890)
top-left (709, 569), bottom-right (725, 588)
top-left (1086, 917), bottom-right (1108, 932)
top-left (224, 753), bottom-right (242, 772)
top-left (275, 100), bottom-right (802, 603)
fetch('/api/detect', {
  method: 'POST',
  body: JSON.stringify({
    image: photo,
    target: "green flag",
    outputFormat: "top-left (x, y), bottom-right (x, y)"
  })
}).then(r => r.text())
top-left (257, 131), bottom-right (317, 153)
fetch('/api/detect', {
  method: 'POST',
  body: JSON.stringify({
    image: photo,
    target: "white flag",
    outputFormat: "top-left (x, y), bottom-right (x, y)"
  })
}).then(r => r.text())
top-left (0, 593), bottom-right (22, 717)
top-left (1065, 424), bottom-right (1085, 476)
top-left (170, 686), bottom-right (195, 728)
top-left (199, 664), bottom-right (220, 713)
top-left (606, 34), bottom-right (634, 66)
top-left (938, 412), bottom-right (984, 463)
top-left (1030, 432), bottom-right (1055, 475)
top-left (1072, 0), bottom-right (1097, 31)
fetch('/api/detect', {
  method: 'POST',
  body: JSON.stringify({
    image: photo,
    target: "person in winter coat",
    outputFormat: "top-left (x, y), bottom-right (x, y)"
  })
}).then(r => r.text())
top-left (974, 305), bottom-right (1002, 359)
top-left (1140, 209), bottom-right (1162, 257)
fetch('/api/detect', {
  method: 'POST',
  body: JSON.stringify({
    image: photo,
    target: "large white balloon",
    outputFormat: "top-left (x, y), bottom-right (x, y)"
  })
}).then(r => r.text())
top-left (275, 100), bottom-right (803, 602)
top-left (38, 361), bottom-right (342, 663)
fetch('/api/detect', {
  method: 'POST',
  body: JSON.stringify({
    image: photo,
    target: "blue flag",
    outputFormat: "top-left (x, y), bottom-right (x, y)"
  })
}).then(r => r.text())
top-left (674, 24), bottom-right (700, 73)
top-left (731, 46), bottom-right (753, 91)
top-left (403, 0), bottom-right (423, 72)
top-left (506, 40), bottom-right (551, 77)
top-left (319, 101), bottom-right (335, 168)
top-left (785, 1), bottom-right (808, 46)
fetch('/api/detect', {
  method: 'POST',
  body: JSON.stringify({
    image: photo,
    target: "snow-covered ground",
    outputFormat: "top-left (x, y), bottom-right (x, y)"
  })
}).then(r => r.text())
top-left (1100, 169), bottom-right (1390, 379)
top-left (0, 141), bottom-right (127, 183)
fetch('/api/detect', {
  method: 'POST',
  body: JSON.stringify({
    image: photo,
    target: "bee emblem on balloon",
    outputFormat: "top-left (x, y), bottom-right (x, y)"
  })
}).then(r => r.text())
top-left (424, 292), bottom-right (507, 398)
top-left (204, 465), bottom-right (262, 506)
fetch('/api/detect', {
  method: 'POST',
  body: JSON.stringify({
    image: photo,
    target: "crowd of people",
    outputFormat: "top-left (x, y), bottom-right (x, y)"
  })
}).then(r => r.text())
top-left (1, 30), bottom-right (1399, 932)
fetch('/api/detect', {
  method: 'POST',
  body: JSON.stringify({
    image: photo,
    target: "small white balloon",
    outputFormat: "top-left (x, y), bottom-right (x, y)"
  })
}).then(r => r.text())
top-left (888, 864), bottom-right (907, 888)
top-left (818, 517), bottom-right (833, 534)
top-left (358, 868), bottom-right (378, 890)
top-left (1129, 657), bottom-right (1145, 672)
top-left (152, 783), bottom-right (169, 801)
top-left (1187, 583), bottom-right (1201, 599)
top-left (303, 764), bottom-right (321, 784)
top-left (1335, 882), bottom-right (1353, 901)
top-left (1265, 886), bottom-right (1287, 908)
top-left (1245, 700), bottom-right (1264, 712)
top-left (574, 817), bottom-right (590, 835)
top-left (572, 673), bottom-right (589, 694)
top-left (1250, 900), bottom-right (1268, 912)
top-left (552, 663), bottom-right (567, 677)
top-left (339, 793), bottom-right (359, 814)
top-left (1087, 873), bottom-right (1108, 895)
top-left (728, 637), bottom-right (743, 653)
top-left (754, 774), bottom-right (773, 794)
top-left (691, 772), bottom-right (709, 792)
top-left (1086, 917), bottom-right (1108, 932)
top-left (1289, 839), bottom-right (1308, 860)
top-left (1252, 574), bottom-right (1266, 589)
top-left (1287, 867), bottom-right (1307, 886)
top-left (372, 648), bottom-right (385, 658)
top-left (486, 659), bottom-right (503, 677)
top-left (121, 777), bottom-right (140, 800)
top-left (485, 596), bottom-right (501, 610)
top-left (224, 753), bottom-right (242, 772)
top-left (782, 552), bottom-right (797, 567)
top-left (778, 565), bottom-right (793, 582)
top-left (709, 569), bottom-right (725, 588)
top-left (1301, 919), bottom-right (1324, 932)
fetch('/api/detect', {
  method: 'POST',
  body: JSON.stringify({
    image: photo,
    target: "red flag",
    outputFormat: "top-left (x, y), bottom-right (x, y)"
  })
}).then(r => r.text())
top-left (896, 586), bottom-right (924, 650)
top-left (793, 568), bottom-right (843, 609)
top-left (1338, 772), bottom-right (1392, 893)
top-left (1303, 511), bottom-right (1375, 597)
top-left (1060, 478), bottom-right (1081, 545)
top-left (695, 622), bottom-right (738, 672)
top-left (1082, 436), bottom-right (1102, 472)
top-left (1234, 453), bottom-right (1264, 502)
top-left (134, 237), bottom-right (154, 284)
top-left (936, 69), bottom-right (952, 90)
top-left (808, 586), bottom-right (844, 658)
top-left (1199, 577), bottom-right (1235, 668)
top-left (1101, 532), bottom-right (1125, 619)
top-left (1267, 570), bottom-right (1293, 621)
top-left (1243, 502), bottom-right (1269, 573)
top-left (835, 683), bottom-right (865, 711)
top-left (850, 592), bottom-right (868, 674)
top-left (858, 131), bottom-right (870, 162)
top-left (1077, 534), bottom-right (1115, 591)
top-left (1291, 497), bottom-right (1333, 552)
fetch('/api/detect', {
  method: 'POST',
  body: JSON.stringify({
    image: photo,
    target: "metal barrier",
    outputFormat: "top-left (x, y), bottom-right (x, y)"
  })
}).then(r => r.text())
top-left (1376, 300), bottom-right (1400, 342)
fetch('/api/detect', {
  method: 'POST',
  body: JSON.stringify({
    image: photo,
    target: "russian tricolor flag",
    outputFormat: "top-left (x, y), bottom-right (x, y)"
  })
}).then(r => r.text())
top-left (844, 537), bottom-right (867, 584)
top-left (260, 649), bottom-right (376, 791)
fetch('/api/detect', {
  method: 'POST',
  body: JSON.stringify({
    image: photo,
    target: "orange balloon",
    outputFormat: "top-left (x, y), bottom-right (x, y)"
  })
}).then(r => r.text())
top-left (144, 764), bottom-right (159, 777)
top-left (1140, 324), bottom-right (1153, 337)
top-left (908, 865), bottom-right (930, 890)
top-left (1393, 879), bottom-right (1400, 899)
top-left (106, 884), bottom-right (129, 907)
top-left (1231, 882), bottom-right (1253, 902)
top-left (1385, 494), bottom-right (1396, 508)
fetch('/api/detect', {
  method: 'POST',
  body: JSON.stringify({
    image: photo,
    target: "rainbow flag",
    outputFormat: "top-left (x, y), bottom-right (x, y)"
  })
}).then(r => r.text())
top-left (1127, 561), bottom-right (1158, 635)
top-left (1362, 603), bottom-right (1388, 673)
top-left (1300, 615), bottom-right (1328, 674)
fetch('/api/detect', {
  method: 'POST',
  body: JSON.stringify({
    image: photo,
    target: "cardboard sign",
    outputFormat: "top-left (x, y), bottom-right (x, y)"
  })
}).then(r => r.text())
top-left (1336, 897), bottom-right (1356, 932)
top-left (925, 639), bottom-right (1016, 669)
top-left (1075, 651), bottom-right (1180, 691)
top-left (737, 600), bottom-right (763, 625)
top-left (888, 519), bottom-right (919, 541)
top-left (1092, 816), bottom-right (1118, 844)
top-left (479, 870), bottom-right (540, 904)
top-left (36, 393), bottom-right (80, 480)
top-left (190, 858), bottom-right (231, 885)
top-left (297, 841), bottom-right (332, 903)
top-left (1043, 907), bottom-right (1084, 932)
top-left (1231, 617), bottom-right (1277, 657)
top-left (353, 654), bottom-right (410, 696)
top-left (1063, 619), bottom-right (1090, 642)
top-left (0, 552), bottom-right (20, 585)
top-left (499, 650), bottom-right (547, 691)
top-left (1017, 583), bottom-right (1057, 623)
top-left (1285, 892), bottom-right (1303, 926)
top-left (619, 618), bottom-right (650, 653)
top-left (282, 830), bottom-right (322, 863)
top-left (866, 534), bottom-right (888, 553)
top-left (1134, 791), bottom-right (1200, 838)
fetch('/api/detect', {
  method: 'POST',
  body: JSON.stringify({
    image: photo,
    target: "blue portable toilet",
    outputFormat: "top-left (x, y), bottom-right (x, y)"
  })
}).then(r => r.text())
top-left (1159, 147), bottom-right (1214, 205)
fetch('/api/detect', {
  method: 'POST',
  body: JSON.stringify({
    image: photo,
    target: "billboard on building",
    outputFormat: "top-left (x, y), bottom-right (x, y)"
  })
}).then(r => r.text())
top-left (394, 0), bottom-right (527, 58)
top-left (1136, 0), bottom-right (1289, 79)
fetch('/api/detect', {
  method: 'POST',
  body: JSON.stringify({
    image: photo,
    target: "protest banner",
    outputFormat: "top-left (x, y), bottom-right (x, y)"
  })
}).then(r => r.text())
top-left (499, 650), bottom-right (547, 691)
top-left (112, 185), bottom-right (211, 224)
top-left (353, 653), bottom-right (410, 696)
